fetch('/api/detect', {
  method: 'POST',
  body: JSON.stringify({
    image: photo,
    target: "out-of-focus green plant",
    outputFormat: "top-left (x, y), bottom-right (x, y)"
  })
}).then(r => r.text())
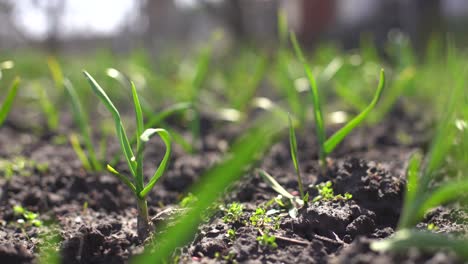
top-left (290, 32), bottom-right (385, 172)
top-left (371, 65), bottom-right (468, 260)
top-left (0, 77), bottom-right (20, 126)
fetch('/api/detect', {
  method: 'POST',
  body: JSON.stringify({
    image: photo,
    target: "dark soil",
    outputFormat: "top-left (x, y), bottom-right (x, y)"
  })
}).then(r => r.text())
top-left (0, 109), bottom-right (466, 263)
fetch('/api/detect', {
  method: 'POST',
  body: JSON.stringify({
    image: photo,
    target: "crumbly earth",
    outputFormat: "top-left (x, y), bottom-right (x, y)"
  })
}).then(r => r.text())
top-left (0, 110), bottom-right (466, 264)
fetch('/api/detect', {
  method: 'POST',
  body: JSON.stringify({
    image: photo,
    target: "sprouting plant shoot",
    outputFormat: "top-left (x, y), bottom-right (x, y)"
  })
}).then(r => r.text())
top-left (288, 114), bottom-right (305, 200)
top-left (0, 77), bottom-right (20, 127)
top-left (290, 32), bottom-right (385, 172)
top-left (83, 71), bottom-right (171, 240)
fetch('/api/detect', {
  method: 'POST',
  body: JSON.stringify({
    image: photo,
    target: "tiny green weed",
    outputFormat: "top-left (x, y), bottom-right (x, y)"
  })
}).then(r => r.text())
top-left (222, 202), bottom-right (244, 223)
top-left (83, 71), bottom-right (172, 240)
top-left (13, 205), bottom-right (42, 228)
top-left (249, 207), bottom-right (272, 227)
top-left (312, 181), bottom-right (352, 202)
top-left (256, 232), bottom-right (278, 249)
top-left (226, 228), bottom-right (236, 240)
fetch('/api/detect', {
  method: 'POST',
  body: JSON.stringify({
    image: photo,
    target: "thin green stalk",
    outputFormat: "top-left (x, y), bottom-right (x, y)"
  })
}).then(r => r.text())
top-left (290, 32), bottom-right (327, 167)
top-left (291, 32), bottom-right (385, 171)
top-left (288, 114), bottom-right (304, 199)
top-left (0, 77), bottom-right (20, 126)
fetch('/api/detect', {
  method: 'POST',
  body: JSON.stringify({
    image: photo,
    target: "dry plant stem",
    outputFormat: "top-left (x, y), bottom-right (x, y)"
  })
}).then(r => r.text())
top-left (137, 198), bottom-right (153, 240)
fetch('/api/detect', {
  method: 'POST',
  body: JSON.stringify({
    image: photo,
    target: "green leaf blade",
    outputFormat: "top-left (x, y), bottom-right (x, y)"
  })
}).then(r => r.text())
top-left (324, 69), bottom-right (385, 154)
top-left (139, 128), bottom-right (172, 198)
top-left (290, 32), bottom-right (326, 163)
top-left (0, 77), bottom-right (20, 126)
top-left (288, 114), bottom-right (304, 199)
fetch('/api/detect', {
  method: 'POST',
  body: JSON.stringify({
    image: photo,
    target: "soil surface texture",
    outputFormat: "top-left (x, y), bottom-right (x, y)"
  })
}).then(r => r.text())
top-left (0, 110), bottom-right (466, 264)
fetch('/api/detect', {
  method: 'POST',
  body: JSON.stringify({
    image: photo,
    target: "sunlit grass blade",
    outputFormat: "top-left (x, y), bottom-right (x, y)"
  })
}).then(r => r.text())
top-left (288, 114), bottom-right (304, 198)
top-left (83, 71), bottom-right (136, 175)
top-left (69, 133), bottom-right (92, 171)
top-left (0, 77), bottom-right (20, 126)
top-left (277, 8), bottom-right (288, 46)
top-left (132, 81), bottom-right (144, 138)
top-left (324, 69), bottom-right (385, 154)
top-left (258, 169), bottom-right (295, 200)
top-left (370, 66), bottom-right (415, 124)
top-left (139, 128), bottom-right (171, 198)
top-left (290, 32), bottom-right (326, 165)
top-left (423, 78), bottom-right (461, 179)
top-left (134, 112), bottom-right (288, 263)
top-left (132, 81), bottom-right (145, 190)
top-left (107, 164), bottom-right (136, 194)
top-left (371, 229), bottom-right (468, 260)
top-left (47, 57), bottom-right (64, 89)
top-left (190, 46), bottom-right (212, 146)
top-left (64, 79), bottom-right (101, 171)
top-left (33, 82), bottom-right (59, 131)
top-left (398, 152), bottom-right (422, 229)
top-left (416, 180), bottom-right (468, 221)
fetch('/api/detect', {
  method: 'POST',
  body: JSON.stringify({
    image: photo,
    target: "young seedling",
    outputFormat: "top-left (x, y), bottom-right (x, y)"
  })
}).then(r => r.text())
top-left (222, 202), bottom-right (244, 223)
top-left (290, 32), bottom-right (385, 173)
top-left (13, 205), bottom-right (43, 228)
top-left (256, 232), bottom-right (278, 249)
top-left (83, 71), bottom-right (172, 240)
top-left (0, 77), bottom-right (20, 126)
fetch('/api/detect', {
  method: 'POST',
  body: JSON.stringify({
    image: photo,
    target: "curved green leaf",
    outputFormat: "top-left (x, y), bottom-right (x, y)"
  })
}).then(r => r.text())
top-left (83, 71), bottom-right (136, 175)
top-left (139, 128), bottom-right (172, 198)
top-left (398, 152), bottom-right (422, 229)
top-left (107, 164), bottom-right (136, 194)
top-left (324, 69), bottom-right (385, 154)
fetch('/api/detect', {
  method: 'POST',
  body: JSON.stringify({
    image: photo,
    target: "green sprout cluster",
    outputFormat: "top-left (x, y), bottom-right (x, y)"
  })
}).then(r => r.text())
top-left (312, 181), bottom-right (352, 202)
top-left (13, 205), bottom-right (42, 228)
top-left (1, 12), bottom-right (467, 263)
top-left (222, 202), bottom-right (244, 223)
